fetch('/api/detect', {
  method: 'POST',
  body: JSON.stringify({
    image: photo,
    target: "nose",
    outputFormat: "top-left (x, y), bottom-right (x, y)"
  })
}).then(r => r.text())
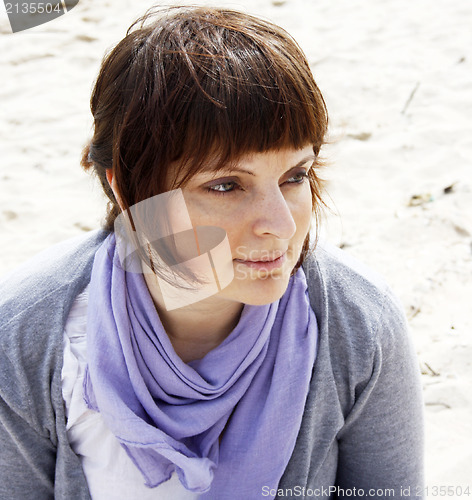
top-left (251, 189), bottom-right (297, 240)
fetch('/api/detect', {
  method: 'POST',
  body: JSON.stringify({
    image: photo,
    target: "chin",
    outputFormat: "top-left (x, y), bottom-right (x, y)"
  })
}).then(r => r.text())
top-left (229, 271), bottom-right (293, 306)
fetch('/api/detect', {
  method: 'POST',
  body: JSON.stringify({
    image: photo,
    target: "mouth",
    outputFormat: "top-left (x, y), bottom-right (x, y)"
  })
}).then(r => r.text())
top-left (234, 252), bottom-right (287, 271)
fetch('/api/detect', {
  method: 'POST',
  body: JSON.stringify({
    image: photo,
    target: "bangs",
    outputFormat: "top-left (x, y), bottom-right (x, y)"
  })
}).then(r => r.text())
top-left (122, 7), bottom-right (328, 193)
top-left (172, 46), bottom-right (326, 184)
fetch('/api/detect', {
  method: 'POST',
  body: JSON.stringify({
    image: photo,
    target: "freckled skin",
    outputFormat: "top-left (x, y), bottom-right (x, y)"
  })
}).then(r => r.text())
top-left (181, 145), bottom-right (315, 307)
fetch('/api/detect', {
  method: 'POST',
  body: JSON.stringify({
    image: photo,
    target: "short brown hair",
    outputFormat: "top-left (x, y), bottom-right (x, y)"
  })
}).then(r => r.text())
top-left (81, 5), bottom-right (328, 260)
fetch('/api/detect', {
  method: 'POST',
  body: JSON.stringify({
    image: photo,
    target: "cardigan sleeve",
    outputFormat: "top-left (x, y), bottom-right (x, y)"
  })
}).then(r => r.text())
top-left (0, 344), bottom-right (92, 500)
top-left (334, 287), bottom-right (425, 499)
top-left (0, 346), bottom-right (56, 499)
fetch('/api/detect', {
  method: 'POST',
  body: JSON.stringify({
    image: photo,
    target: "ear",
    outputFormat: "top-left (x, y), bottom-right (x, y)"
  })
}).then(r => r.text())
top-left (106, 168), bottom-right (114, 187)
top-left (106, 169), bottom-right (123, 209)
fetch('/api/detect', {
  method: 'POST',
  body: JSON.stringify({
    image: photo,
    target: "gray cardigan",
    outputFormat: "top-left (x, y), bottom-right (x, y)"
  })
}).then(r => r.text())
top-left (0, 230), bottom-right (424, 499)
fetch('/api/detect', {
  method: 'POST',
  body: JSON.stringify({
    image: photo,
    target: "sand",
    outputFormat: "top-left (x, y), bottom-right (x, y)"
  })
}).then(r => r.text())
top-left (1, 0), bottom-right (471, 496)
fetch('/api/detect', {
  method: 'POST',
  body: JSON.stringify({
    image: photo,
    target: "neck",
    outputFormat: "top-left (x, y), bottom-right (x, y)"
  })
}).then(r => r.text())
top-left (143, 272), bottom-right (244, 363)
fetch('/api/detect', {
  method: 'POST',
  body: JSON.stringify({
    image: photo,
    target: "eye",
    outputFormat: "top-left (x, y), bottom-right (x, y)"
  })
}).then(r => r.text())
top-left (206, 181), bottom-right (239, 194)
top-left (285, 171), bottom-right (309, 184)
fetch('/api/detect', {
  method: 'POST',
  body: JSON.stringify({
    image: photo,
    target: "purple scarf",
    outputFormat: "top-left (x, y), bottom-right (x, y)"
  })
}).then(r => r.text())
top-left (84, 234), bottom-right (317, 499)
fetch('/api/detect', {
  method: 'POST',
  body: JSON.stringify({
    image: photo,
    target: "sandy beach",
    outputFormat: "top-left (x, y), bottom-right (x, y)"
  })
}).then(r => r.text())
top-left (1, 0), bottom-right (471, 496)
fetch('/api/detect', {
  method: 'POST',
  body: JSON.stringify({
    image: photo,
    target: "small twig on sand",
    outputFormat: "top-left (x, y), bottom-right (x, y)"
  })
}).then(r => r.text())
top-left (424, 362), bottom-right (440, 377)
top-left (425, 402), bottom-right (451, 410)
top-left (401, 82), bottom-right (420, 115)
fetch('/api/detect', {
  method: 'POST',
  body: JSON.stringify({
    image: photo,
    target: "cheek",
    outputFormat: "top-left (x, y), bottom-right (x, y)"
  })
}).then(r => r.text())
top-left (222, 223), bottom-right (243, 258)
top-left (186, 202), bottom-right (241, 255)
top-left (292, 191), bottom-right (314, 236)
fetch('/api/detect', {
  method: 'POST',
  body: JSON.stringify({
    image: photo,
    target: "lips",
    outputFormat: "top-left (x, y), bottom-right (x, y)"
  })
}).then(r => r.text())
top-left (234, 252), bottom-right (287, 271)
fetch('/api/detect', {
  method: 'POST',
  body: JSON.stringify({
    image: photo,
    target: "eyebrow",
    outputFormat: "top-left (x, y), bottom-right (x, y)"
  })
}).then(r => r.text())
top-left (215, 155), bottom-right (317, 176)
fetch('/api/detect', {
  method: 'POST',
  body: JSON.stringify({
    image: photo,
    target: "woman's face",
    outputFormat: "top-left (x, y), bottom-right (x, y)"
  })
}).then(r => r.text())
top-left (180, 145), bottom-right (315, 306)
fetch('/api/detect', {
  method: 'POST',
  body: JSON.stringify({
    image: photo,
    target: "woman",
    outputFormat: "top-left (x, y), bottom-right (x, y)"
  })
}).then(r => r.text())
top-left (0, 6), bottom-right (424, 499)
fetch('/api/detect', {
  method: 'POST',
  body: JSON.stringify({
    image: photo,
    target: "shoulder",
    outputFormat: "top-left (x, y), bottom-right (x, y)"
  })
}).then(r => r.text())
top-left (0, 229), bottom-right (108, 429)
top-left (303, 241), bottom-right (403, 329)
top-left (303, 242), bottom-right (410, 393)
top-left (0, 229), bottom-right (108, 329)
